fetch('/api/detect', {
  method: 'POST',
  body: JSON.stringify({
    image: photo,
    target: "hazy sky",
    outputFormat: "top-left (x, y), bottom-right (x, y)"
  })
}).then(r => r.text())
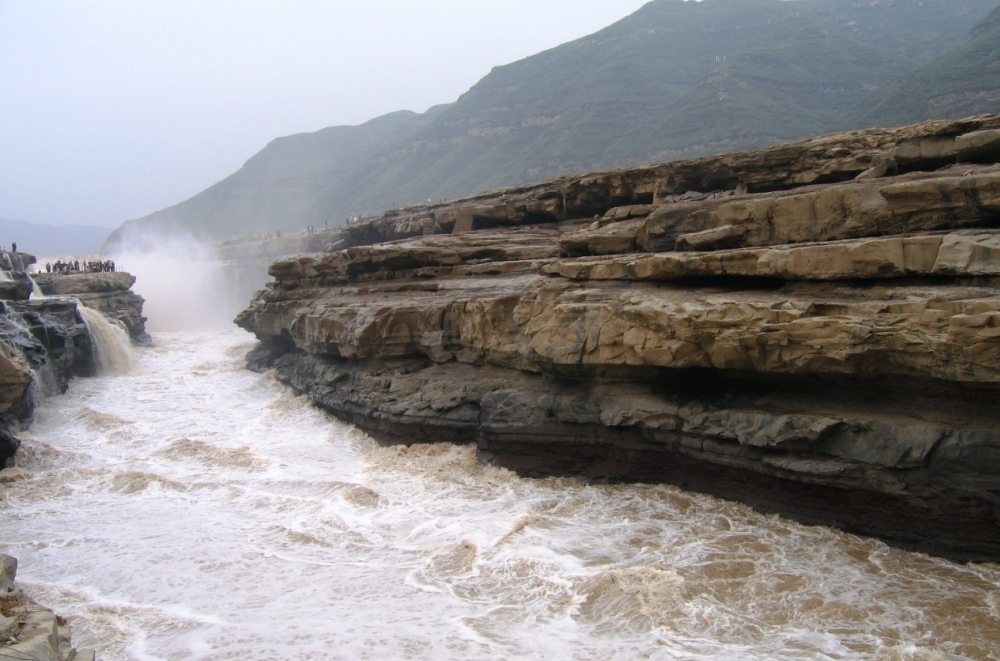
top-left (1, 1), bottom-right (651, 228)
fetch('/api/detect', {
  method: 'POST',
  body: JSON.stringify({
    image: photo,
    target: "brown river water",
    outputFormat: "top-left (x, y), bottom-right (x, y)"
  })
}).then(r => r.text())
top-left (0, 328), bottom-right (997, 660)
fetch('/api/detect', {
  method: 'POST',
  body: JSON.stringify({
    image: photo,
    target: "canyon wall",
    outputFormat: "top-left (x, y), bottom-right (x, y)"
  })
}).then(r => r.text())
top-left (237, 115), bottom-right (1000, 561)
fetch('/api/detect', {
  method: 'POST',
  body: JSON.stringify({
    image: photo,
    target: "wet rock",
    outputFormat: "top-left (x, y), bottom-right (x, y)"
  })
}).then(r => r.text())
top-left (33, 272), bottom-right (149, 345)
top-left (0, 340), bottom-right (32, 417)
top-left (0, 555), bottom-right (15, 593)
top-left (0, 430), bottom-right (20, 470)
top-left (0, 274), bottom-right (33, 302)
top-left (0, 557), bottom-right (96, 661)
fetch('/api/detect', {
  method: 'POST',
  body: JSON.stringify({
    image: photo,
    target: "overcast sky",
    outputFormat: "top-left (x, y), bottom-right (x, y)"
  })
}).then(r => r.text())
top-left (1, 1), bottom-right (651, 228)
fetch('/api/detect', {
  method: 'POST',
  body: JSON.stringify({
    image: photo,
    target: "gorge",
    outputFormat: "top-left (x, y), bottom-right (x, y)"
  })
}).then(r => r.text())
top-left (2, 118), bottom-right (1000, 659)
top-left (8, 0), bottom-right (1000, 657)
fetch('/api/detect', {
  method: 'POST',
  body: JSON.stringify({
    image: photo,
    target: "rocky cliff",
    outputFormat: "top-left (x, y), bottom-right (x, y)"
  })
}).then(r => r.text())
top-left (237, 115), bottom-right (1000, 562)
top-left (32, 271), bottom-right (150, 346)
top-left (0, 263), bottom-right (148, 468)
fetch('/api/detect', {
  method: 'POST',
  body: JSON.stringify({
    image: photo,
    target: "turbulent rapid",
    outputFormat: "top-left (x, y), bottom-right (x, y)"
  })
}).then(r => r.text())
top-left (0, 328), bottom-right (998, 660)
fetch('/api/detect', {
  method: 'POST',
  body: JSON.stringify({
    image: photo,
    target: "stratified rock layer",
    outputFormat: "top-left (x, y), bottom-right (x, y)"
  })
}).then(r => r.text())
top-left (238, 116), bottom-right (1000, 561)
top-left (33, 272), bottom-right (150, 345)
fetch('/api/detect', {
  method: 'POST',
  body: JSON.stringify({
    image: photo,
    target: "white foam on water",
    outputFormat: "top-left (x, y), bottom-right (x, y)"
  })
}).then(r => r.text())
top-left (0, 328), bottom-right (997, 660)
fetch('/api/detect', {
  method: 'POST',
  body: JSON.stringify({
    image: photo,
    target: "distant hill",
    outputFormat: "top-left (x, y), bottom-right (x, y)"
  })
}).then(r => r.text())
top-left (841, 5), bottom-right (1000, 127)
top-left (105, 0), bottom-right (1000, 248)
top-left (0, 218), bottom-right (110, 259)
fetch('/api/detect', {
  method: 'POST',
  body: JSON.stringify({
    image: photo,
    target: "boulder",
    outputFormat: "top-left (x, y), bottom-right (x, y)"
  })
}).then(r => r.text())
top-left (0, 555), bottom-right (15, 593)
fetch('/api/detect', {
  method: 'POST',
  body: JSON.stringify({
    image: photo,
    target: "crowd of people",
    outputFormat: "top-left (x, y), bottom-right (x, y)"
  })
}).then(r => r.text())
top-left (45, 259), bottom-right (116, 274)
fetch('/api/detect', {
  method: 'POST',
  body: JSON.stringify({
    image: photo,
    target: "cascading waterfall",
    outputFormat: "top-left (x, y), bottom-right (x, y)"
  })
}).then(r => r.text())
top-left (77, 306), bottom-right (133, 375)
top-left (0, 304), bottom-right (45, 405)
top-left (27, 274), bottom-right (45, 299)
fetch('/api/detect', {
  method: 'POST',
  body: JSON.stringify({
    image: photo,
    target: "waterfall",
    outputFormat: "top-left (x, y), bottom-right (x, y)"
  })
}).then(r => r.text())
top-left (27, 274), bottom-right (45, 299)
top-left (78, 306), bottom-right (133, 376)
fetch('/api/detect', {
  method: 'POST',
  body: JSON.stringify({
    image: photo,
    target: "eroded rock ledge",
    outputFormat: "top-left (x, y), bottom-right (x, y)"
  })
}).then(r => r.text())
top-left (237, 116), bottom-right (1000, 562)
top-left (32, 272), bottom-right (150, 346)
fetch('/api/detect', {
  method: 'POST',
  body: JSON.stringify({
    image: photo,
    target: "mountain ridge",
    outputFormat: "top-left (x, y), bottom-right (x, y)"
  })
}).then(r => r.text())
top-left (0, 218), bottom-right (111, 258)
top-left (105, 0), bottom-right (1000, 249)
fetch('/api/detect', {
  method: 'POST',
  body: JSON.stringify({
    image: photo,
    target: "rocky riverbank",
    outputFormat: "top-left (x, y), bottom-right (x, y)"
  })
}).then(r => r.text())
top-left (237, 115), bottom-right (1000, 562)
top-left (0, 265), bottom-right (146, 659)
top-left (0, 265), bottom-right (148, 466)
top-left (32, 272), bottom-right (150, 347)
top-left (0, 555), bottom-right (95, 661)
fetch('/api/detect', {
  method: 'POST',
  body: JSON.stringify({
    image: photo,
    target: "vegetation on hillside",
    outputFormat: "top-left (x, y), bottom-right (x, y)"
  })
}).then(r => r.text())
top-left (840, 5), bottom-right (1000, 127)
top-left (105, 0), bottom-right (1000, 247)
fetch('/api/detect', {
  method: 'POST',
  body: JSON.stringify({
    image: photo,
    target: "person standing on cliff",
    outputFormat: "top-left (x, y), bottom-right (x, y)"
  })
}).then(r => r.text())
top-left (11, 242), bottom-right (16, 253)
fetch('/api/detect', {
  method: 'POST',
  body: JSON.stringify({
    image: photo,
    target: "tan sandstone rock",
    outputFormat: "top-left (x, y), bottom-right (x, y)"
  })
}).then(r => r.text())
top-left (238, 115), bottom-right (1000, 561)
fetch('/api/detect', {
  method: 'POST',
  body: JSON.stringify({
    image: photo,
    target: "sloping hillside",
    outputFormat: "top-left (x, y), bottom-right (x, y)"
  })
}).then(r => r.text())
top-left (110, 108), bottom-right (444, 246)
top-left (105, 0), bottom-right (1000, 247)
top-left (638, 24), bottom-right (907, 159)
top-left (842, 5), bottom-right (1000, 127)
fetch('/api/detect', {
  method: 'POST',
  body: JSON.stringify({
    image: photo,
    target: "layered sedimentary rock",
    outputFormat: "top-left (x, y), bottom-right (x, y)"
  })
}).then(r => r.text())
top-left (33, 271), bottom-right (150, 345)
top-left (238, 116), bottom-right (1000, 561)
